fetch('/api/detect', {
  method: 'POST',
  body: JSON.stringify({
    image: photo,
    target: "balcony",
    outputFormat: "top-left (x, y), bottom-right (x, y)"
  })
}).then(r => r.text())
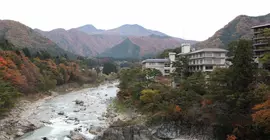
top-left (253, 42), bottom-right (268, 46)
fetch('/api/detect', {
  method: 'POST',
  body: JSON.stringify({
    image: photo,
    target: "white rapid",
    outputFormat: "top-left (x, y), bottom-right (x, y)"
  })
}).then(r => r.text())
top-left (18, 81), bottom-right (119, 140)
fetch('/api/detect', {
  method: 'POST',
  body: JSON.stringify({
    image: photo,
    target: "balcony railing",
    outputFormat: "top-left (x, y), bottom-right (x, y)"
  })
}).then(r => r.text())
top-left (253, 42), bottom-right (269, 46)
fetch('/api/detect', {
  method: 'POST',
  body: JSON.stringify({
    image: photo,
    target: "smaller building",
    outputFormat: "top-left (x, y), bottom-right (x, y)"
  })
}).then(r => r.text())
top-left (178, 48), bottom-right (228, 72)
top-left (142, 52), bottom-right (176, 76)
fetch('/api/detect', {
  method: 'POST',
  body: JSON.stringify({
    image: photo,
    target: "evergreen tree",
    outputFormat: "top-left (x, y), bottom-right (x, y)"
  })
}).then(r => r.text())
top-left (102, 62), bottom-right (117, 75)
top-left (173, 56), bottom-right (190, 81)
top-left (22, 48), bottom-right (32, 58)
top-left (231, 40), bottom-right (254, 92)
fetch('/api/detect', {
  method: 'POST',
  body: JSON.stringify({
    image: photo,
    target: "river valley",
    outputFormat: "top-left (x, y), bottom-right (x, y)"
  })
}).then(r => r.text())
top-left (0, 81), bottom-right (119, 140)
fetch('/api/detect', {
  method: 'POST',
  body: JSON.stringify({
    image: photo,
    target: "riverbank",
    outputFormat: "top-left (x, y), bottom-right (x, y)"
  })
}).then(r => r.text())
top-left (95, 99), bottom-right (214, 140)
top-left (0, 80), bottom-right (118, 140)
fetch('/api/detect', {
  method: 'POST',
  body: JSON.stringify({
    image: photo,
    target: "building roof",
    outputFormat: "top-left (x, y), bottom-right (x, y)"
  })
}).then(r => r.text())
top-left (252, 23), bottom-right (270, 29)
top-left (142, 59), bottom-right (170, 63)
top-left (178, 48), bottom-right (228, 55)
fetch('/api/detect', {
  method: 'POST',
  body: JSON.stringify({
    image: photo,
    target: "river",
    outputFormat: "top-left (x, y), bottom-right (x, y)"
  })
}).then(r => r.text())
top-left (18, 81), bottom-right (119, 140)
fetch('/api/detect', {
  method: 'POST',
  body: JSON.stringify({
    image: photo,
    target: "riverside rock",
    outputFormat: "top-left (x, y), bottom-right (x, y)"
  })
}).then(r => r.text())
top-left (58, 111), bottom-right (65, 115)
top-left (16, 129), bottom-right (24, 137)
top-left (94, 124), bottom-right (157, 140)
top-left (75, 100), bottom-right (84, 106)
top-left (69, 131), bottom-right (87, 140)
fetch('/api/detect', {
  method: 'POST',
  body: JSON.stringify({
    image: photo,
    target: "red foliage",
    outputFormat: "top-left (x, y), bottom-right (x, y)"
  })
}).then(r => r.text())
top-left (227, 135), bottom-right (237, 140)
top-left (252, 98), bottom-right (270, 132)
top-left (0, 51), bottom-right (42, 93)
top-left (201, 99), bottom-right (212, 107)
top-left (175, 105), bottom-right (182, 112)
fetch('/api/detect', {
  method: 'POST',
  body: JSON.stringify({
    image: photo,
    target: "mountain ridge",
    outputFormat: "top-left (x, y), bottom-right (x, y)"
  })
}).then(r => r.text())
top-left (36, 24), bottom-right (197, 57)
top-left (0, 20), bottom-right (75, 58)
top-left (194, 13), bottom-right (270, 49)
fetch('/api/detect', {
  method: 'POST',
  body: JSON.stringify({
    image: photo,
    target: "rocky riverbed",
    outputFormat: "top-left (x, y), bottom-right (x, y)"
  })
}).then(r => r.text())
top-left (0, 80), bottom-right (213, 140)
top-left (0, 81), bottom-right (119, 140)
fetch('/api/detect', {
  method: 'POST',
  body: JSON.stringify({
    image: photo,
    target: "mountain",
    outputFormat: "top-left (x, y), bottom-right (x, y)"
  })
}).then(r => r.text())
top-left (128, 36), bottom-right (184, 56)
top-left (100, 35), bottom-right (189, 58)
top-left (37, 24), bottom-right (197, 57)
top-left (101, 24), bottom-right (168, 37)
top-left (0, 20), bottom-right (75, 57)
top-left (36, 29), bottom-right (125, 56)
top-left (75, 24), bottom-right (104, 34)
top-left (76, 24), bottom-right (168, 37)
top-left (194, 13), bottom-right (270, 49)
top-left (100, 38), bottom-right (140, 59)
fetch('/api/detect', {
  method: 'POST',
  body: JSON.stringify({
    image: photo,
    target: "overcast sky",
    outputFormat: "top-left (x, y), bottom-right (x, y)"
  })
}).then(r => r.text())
top-left (0, 0), bottom-right (269, 41)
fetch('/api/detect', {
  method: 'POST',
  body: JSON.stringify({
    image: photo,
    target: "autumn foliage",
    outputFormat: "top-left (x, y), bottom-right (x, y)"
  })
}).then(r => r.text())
top-left (0, 50), bottom-right (98, 115)
top-left (252, 98), bottom-right (270, 133)
top-left (226, 135), bottom-right (237, 140)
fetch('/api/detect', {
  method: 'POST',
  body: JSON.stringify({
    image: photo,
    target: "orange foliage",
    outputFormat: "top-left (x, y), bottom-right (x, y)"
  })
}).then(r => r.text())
top-left (175, 105), bottom-right (182, 112)
top-left (227, 135), bottom-right (237, 140)
top-left (0, 51), bottom-right (41, 93)
top-left (201, 99), bottom-right (212, 107)
top-left (252, 98), bottom-right (270, 132)
top-left (0, 56), bottom-right (8, 66)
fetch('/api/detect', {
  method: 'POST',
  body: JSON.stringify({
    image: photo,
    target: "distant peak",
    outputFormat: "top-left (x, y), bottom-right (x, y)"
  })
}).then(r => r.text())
top-left (120, 24), bottom-right (145, 28)
top-left (75, 24), bottom-right (102, 34)
top-left (79, 24), bottom-right (97, 29)
top-left (51, 28), bottom-right (67, 32)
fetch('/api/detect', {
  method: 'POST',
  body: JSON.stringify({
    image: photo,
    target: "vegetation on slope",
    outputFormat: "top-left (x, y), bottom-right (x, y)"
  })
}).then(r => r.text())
top-left (194, 13), bottom-right (270, 49)
top-left (0, 46), bottom-right (110, 117)
top-left (100, 38), bottom-right (141, 59)
top-left (117, 39), bottom-right (270, 140)
top-left (0, 20), bottom-right (76, 59)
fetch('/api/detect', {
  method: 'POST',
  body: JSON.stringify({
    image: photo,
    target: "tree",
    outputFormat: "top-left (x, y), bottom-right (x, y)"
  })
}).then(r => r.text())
top-left (143, 68), bottom-right (162, 80)
top-left (173, 56), bottom-right (190, 81)
top-left (22, 48), bottom-right (32, 58)
top-left (231, 40), bottom-right (255, 92)
top-left (0, 78), bottom-right (20, 115)
top-left (252, 98), bottom-right (270, 133)
top-left (183, 72), bottom-right (206, 95)
top-left (102, 62), bottom-right (117, 75)
top-left (227, 41), bottom-right (238, 58)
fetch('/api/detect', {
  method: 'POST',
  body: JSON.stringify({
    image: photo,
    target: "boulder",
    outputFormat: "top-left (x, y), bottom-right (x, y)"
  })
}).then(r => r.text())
top-left (69, 131), bottom-right (87, 140)
top-left (94, 125), bottom-right (157, 140)
top-left (42, 137), bottom-right (49, 140)
top-left (15, 129), bottom-right (24, 137)
top-left (58, 111), bottom-right (65, 115)
top-left (75, 100), bottom-right (84, 106)
top-left (89, 125), bottom-right (103, 135)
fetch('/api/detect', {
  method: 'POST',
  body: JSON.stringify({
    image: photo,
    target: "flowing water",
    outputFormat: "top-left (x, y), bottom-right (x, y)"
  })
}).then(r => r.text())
top-left (18, 81), bottom-right (119, 140)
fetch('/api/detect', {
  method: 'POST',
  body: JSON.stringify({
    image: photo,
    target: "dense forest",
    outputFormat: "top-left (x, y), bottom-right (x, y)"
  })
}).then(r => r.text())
top-left (0, 44), bottom-right (119, 117)
top-left (117, 40), bottom-right (270, 140)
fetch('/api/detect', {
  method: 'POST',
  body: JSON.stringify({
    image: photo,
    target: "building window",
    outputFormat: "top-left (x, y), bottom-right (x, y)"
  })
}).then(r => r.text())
top-left (164, 70), bottom-right (170, 73)
top-left (214, 59), bottom-right (221, 64)
top-left (205, 58), bottom-right (212, 64)
top-left (205, 52), bottom-right (212, 57)
top-left (205, 66), bottom-right (213, 70)
top-left (214, 53), bottom-right (221, 57)
top-left (164, 63), bottom-right (170, 67)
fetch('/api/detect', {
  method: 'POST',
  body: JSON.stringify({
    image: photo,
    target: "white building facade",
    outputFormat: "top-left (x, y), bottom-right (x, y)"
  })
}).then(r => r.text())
top-left (178, 48), bottom-right (228, 72)
top-left (142, 52), bottom-right (176, 76)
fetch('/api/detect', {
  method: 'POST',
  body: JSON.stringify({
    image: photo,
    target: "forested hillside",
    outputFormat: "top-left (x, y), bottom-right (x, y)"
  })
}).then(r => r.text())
top-left (117, 40), bottom-right (270, 140)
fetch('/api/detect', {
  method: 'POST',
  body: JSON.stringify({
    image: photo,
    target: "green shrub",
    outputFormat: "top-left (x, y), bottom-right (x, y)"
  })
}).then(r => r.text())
top-left (0, 79), bottom-right (20, 116)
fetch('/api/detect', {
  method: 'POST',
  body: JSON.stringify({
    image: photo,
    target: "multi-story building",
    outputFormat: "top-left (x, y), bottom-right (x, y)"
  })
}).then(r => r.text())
top-left (252, 23), bottom-right (270, 58)
top-left (178, 48), bottom-right (228, 72)
top-left (142, 52), bottom-right (176, 76)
